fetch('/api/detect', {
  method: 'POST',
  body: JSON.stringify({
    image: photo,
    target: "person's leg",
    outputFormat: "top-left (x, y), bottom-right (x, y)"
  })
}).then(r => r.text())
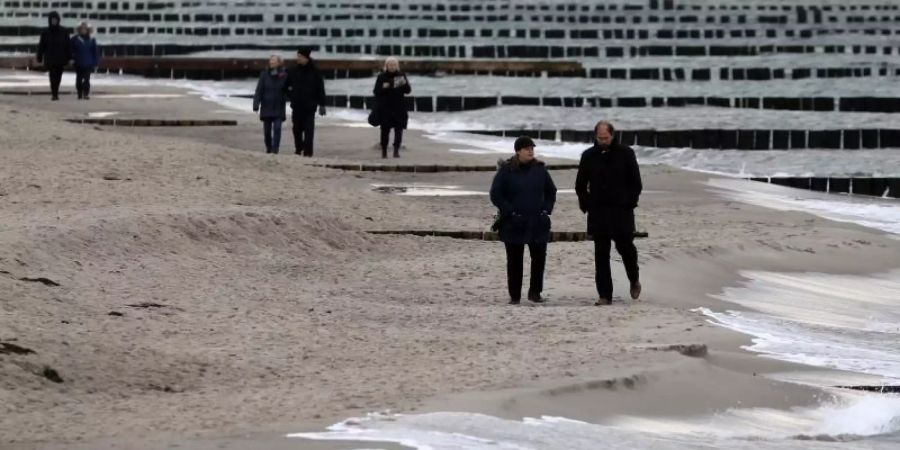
top-left (47, 68), bottom-right (55, 98)
top-left (504, 243), bottom-right (525, 303)
top-left (302, 113), bottom-right (316, 157)
top-left (272, 118), bottom-right (282, 154)
top-left (74, 68), bottom-right (84, 99)
top-left (49, 67), bottom-right (63, 99)
top-left (393, 127), bottom-right (403, 157)
top-left (379, 126), bottom-right (390, 158)
top-left (82, 68), bottom-right (91, 99)
top-left (291, 114), bottom-right (303, 155)
top-left (594, 236), bottom-right (614, 302)
top-left (614, 234), bottom-right (640, 291)
top-left (527, 242), bottom-right (547, 298)
top-left (263, 119), bottom-right (273, 153)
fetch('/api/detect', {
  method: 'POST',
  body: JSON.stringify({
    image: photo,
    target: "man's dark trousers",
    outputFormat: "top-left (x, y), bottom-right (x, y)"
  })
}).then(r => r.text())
top-left (47, 66), bottom-right (64, 98)
top-left (594, 234), bottom-right (638, 299)
top-left (292, 112), bottom-right (316, 156)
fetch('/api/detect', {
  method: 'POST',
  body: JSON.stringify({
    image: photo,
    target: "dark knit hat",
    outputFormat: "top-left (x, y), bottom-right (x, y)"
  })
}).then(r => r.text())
top-left (297, 47), bottom-right (312, 58)
top-left (514, 136), bottom-right (536, 151)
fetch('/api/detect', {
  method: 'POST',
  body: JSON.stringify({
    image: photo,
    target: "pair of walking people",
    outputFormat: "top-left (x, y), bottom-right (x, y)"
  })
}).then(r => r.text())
top-left (36, 12), bottom-right (100, 100)
top-left (490, 121), bottom-right (643, 305)
top-left (253, 48), bottom-right (326, 156)
top-left (253, 52), bottom-right (411, 158)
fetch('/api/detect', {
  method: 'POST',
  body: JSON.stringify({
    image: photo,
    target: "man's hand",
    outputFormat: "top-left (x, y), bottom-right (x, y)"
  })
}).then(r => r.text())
top-left (318, 105), bottom-right (327, 116)
top-left (382, 82), bottom-right (390, 88)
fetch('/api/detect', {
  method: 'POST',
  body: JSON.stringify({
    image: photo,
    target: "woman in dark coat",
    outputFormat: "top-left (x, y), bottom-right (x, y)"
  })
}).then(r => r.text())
top-left (373, 57), bottom-right (411, 158)
top-left (70, 22), bottom-right (100, 100)
top-left (490, 137), bottom-right (558, 305)
top-left (253, 55), bottom-right (288, 154)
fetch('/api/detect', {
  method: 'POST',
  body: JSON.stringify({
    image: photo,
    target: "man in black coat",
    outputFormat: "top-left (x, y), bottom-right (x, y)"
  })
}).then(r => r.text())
top-left (283, 47), bottom-right (326, 157)
top-left (36, 11), bottom-right (71, 101)
top-left (575, 121), bottom-right (643, 305)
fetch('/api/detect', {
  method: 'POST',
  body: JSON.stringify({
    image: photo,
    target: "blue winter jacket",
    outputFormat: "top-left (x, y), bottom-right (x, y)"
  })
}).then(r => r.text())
top-left (490, 157), bottom-right (558, 244)
top-left (71, 34), bottom-right (99, 69)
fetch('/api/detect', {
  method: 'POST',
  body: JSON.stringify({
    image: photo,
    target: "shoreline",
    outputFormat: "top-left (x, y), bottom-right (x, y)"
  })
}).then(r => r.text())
top-left (1, 74), bottom-right (898, 449)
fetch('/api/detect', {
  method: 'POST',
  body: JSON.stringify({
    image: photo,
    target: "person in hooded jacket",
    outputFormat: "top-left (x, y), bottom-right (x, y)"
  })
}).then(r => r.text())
top-left (575, 121), bottom-right (643, 306)
top-left (70, 22), bottom-right (100, 100)
top-left (373, 57), bottom-right (411, 158)
top-left (253, 55), bottom-right (288, 154)
top-left (36, 11), bottom-right (71, 101)
top-left (490, 137), bottom-right (558, 305)
top-left (282, 47), bottom-right (326, 157)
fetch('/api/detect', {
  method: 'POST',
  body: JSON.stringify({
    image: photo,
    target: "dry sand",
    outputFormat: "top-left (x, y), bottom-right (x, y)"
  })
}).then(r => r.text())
top-left (1, 77), bottom-right (898, 449)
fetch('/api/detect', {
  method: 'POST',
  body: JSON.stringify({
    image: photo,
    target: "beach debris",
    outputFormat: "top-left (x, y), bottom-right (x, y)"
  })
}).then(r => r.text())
top-left (546, 374), bottom-right (646, 396)
top-left (101, 173), bottom-right (123, 181)
top-left (368, 230), bottom-right (649, 242)
top-left (127, 302), bottom-right (168, 309)
top-left (836, 385), bottom-right (900, 394)
top-left (647, 343), bottom-right (708, 358)
top-left (19, 277), bottom-right (61, 287)
top-left (372, 186), bottom-right (408, 194)
top-left (41, 366), bottom-right (64, 383)
top-left (108, 311), bottom-right (124, 317)
top-left (0, 342), bottom-right (36, 355)
top-left (149, 384), bottom-right (183, 393)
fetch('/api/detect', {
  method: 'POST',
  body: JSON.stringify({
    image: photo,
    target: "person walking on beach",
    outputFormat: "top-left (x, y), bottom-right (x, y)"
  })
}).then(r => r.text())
top-left (373, 57), bottom-right (411, 158)
top-left (70, 22), bottom-right (99, 100)
top-left (283, 47), bottom-right (326, 157)
top-left (575, 121), bottom-right (643, 305)
top-left (490, 137), bottom-right (558, 305)
top-left (36, 11), bottom-right (71, 101)
top-left (253, 55), bottom-right (288, 154)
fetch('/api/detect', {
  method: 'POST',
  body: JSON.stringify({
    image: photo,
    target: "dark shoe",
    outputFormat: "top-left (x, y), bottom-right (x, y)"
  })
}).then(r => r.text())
top-left (51, 96), bottom-right (59, 101)
top-left (527, 292), bottom-right (544, 303)
top-left (509, 299), bottom-right (520, 305)
top-left (630, 282), bottom-right (642, 300)
top-left (594, 297), bottom-right (612, 306)
top-left (393, 149), bottom-right (400, 158)
top-left (77, 93), bottom-right (83, 99)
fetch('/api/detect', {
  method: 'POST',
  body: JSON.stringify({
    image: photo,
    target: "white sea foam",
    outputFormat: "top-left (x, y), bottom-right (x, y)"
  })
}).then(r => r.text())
top-left (708, 178), bottom-right (900, 236)
top-left (290, 407), bottom-right (900, 450)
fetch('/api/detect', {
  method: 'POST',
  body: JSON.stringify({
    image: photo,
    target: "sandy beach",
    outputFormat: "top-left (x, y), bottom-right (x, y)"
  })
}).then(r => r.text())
top-left (1, 75), bottom-right (899, 449)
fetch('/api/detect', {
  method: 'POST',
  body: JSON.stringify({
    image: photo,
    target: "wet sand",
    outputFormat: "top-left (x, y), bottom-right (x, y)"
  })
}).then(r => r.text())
top-left (1, 73), bottom-right (898, 449)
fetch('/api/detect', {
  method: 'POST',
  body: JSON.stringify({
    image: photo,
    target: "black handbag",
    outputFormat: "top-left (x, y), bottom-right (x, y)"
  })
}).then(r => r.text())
top-left (367, 101), bottom-right (380, 127)
top-left (490, 213), bottom-right (503, 232)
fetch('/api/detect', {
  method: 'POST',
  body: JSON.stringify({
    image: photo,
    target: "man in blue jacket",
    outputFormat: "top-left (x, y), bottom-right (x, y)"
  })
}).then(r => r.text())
top-left (71, 22), bottom-right (100, 100)
top-left (575, 121), bottom-right (643, 306)
top-left (36, 11), bottom-right (71, 101)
